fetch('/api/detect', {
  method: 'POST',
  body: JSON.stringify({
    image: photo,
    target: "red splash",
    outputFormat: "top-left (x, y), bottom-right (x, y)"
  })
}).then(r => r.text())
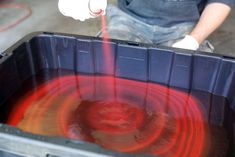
top-left (7, 75), bottom-right (206, 157)
top-left (85, 101), bottom-right (145, 133)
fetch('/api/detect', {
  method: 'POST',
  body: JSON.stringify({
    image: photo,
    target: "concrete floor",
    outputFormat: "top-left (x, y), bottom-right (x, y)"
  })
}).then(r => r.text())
top-left (0, 0), bottom-right (234, 57)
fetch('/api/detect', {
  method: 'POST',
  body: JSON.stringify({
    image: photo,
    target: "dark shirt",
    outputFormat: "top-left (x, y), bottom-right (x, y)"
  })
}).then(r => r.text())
top-left (118, 0), bottom-right (235, 27)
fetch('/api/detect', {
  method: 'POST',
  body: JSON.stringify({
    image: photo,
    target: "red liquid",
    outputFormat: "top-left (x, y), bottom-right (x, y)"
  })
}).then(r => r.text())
top-left (7, 74), bottom-right (207, 157)
top-left (101, 15), bottom-right (113, 73)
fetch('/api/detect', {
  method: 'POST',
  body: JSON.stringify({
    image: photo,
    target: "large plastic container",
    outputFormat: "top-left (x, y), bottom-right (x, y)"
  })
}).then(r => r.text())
top-left (0, 32), bottom-right (234, 157)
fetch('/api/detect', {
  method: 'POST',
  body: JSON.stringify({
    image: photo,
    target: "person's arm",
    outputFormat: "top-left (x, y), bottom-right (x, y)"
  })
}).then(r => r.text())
top-left (173, 3), bottom-right (231, 50)
top-left (190, 3), bottom-right (231, 44)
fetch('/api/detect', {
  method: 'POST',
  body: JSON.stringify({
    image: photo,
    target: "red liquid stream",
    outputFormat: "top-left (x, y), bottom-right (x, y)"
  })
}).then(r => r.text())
top-left (101, 15), bottom-right (113, 73)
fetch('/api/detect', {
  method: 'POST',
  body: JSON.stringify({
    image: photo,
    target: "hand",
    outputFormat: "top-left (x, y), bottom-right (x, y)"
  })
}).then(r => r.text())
top-left (58, 0), bottom-right (107, 21)
top-left (172, 35), bottom-right (199, 50)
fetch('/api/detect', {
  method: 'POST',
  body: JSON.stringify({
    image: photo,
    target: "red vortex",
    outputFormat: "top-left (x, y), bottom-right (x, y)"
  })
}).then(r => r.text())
top-left (84, 101), bottom-right (145, 133)
top-left (7, 75), bottom-right (206, 157)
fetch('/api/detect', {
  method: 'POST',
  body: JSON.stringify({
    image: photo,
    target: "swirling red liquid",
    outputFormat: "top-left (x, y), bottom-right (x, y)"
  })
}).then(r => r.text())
top-left (7, 74), bottom-right (206, 157)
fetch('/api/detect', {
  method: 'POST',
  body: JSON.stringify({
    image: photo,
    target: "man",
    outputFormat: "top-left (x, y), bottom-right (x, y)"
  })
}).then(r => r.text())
top-left (58, 0), bottom-right (234, 52)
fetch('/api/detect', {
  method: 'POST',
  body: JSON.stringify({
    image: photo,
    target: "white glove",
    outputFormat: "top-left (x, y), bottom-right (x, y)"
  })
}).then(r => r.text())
top-left (58, 0), bottom-right (107, 21)
top-left (172, 35), bottom-right (199, 50)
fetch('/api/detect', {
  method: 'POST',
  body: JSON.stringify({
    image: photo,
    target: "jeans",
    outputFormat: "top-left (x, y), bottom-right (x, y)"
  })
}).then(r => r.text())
top-left (101, 5), bottom-right (214, 52)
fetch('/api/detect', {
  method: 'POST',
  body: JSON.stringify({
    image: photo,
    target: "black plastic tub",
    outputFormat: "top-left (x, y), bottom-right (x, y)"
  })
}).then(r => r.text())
top-left (0, 32), bottom-right (234, 157)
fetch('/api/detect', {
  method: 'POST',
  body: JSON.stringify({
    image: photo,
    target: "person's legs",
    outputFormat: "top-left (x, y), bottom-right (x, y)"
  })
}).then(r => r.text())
top-left (104, 5), bottom-right (214, 52)
top-left (105, 5), bottom-right (198, 47)
top-left (101, 5), bottom-right (153, 43)
top-left (152, 22), bottom-right (195, 45)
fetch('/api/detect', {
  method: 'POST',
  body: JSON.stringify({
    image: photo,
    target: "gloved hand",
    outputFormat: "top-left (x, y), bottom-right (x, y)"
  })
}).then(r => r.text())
top-left (58, 0), bottom-right (107, 21)
top-left (172, 35), bottom-right (199, 50)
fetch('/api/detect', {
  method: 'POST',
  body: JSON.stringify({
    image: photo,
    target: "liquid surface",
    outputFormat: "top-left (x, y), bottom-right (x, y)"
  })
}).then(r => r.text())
top-left (2, 69), bottom-right (232, 157)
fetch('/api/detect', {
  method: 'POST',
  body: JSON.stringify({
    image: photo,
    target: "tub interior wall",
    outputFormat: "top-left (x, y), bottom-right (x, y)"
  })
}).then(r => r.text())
top-left (1, 34), bottom-right (234, 105)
